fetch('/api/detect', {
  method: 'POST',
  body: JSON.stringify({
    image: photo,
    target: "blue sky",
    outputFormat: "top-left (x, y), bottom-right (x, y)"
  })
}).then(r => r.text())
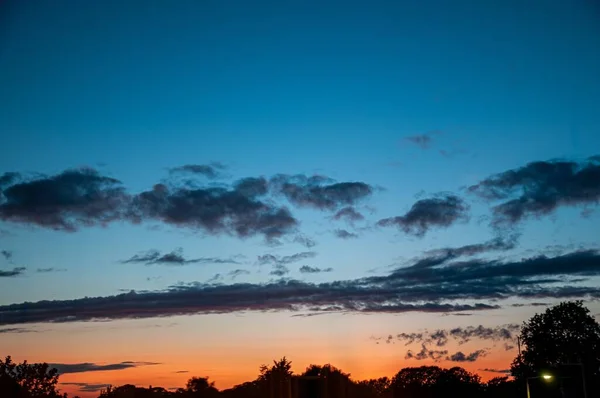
top-left (1, 0), bottom-right (600, 394)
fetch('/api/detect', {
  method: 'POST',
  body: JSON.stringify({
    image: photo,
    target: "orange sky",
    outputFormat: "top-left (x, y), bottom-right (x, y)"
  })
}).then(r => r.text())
top-left (2, 310), bottom-right (528, 397)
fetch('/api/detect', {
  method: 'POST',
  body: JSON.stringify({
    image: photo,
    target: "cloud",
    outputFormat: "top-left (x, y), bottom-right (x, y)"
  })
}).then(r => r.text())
top-left (61, 383), bottom-right (112, 393)
top-left (228, 269), bottom-right (250, 279)
top-left (404, 346), bottom-right (488, 363)
top-left (270, 174), bottom-right (373, 211)
top-left (169, 163), bottom-right (226, 179)
top-left (404, 131), bottom-right (441, 149)
top-left (128, 177), bottom-right (296, 240)
top-left (332, 207), bottom-right (365, 223)
top-left (422, 235), bottom-right (518, 261)
top-left (480, 368), bottom-right (511, 375)
top-left (1, 250), bottom-right (12, 260)
top-left (0, 327), bottom-right (38, 334)
top-left (3, 248), bottom-right (600, 325)
top-left (405, 344), bottom-right (448, 361)
top-left (377, 194), bottom-right (470, 237)
top-left (270, 264), bottom-right (290, 277)
top-left (382, 324), bottom-right (519, 347)
top-left (257, 251), bottom-right (317, 266)
top-left (121, 249), bottom-right (240, 266)
top-left (334, 229), bottom-right (359, 239)
top-left (206, 274), bottom-right (223, 283)
top-left (299, 266), bottom-right (333, 274)
top-left (293, 234), bottom-right (317, 248)
top-left (468, 157), bottom-right (600, 225)
top-left (447, 349), bottom-right (488, 362)
top-left (174, 370), bottom-right (189, 374)
top-left (0, 168), bottom-right (128, 232)
top-left (50, 361), bottom-right (160, 374)
top-left (36, 268), bottom-right (67, 273)
top-left (0, 267), bottom-right (25, 277)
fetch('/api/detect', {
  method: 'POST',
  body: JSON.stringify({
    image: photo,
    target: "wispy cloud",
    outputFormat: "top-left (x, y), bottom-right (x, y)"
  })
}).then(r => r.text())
top-left (2, 248), bottom-right (600, 325)
top-left (228, 269), bottom-right (250, 279)
top-left (121, 249), bottom-right (240, 266)
top-left (50, 361), bottom-right (160, 374)
top-left (293, 234), bottom-right (317, 248)
top-left (404, 131), bottom-right (441, 149)
top-left (299, 266), bottom-right (333, 274)
top-left (61, 383), bottom-right (112, 393)
top-left (1, 249), bottom-right (12, 261)
top-left (0, 267), bottom-right (25, 277)
top-left (257, 251), bottom-right (317, 266)
top-left (332, 207), bottom-right (365, 223)
top-left (169, 163), bottom-right (226, 179)
top-left (334, 229), bottom-right (359, 239)
top-left (36, 268), bottom-right (67, 273)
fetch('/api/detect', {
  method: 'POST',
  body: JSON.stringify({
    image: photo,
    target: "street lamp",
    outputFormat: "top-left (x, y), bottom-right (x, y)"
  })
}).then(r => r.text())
top-left (526, 374), bottom-right (553, 398)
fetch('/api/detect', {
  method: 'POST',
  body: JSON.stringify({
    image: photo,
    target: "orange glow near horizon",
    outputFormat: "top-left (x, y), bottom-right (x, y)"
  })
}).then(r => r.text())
top-left (2, 312), bottom-right (524, 397)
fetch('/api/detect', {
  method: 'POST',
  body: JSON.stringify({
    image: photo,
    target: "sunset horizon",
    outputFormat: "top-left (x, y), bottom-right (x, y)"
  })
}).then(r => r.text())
top-left (1, 1), bottom-right (600, 397)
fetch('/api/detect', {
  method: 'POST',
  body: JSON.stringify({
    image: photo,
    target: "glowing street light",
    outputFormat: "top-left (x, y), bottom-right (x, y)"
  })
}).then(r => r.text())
top-left (526, 374), bottom-right (553, 398)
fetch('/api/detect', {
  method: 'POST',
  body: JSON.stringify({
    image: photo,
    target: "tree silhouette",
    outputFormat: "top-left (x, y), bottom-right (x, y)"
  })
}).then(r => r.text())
top-left (510, 300), bottom-right (600, 395)
top-left (184, 377), bottom-right (218, 398)
top-left (391, 366), bottom-right (481, 398)
top-left (0, 356), bottom-right (64, 398)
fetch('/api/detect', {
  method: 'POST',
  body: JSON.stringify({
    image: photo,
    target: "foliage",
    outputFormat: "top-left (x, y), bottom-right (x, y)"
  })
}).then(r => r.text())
top-left (0, 356), bottom-right (65, 398)
top-left (510, 300), bottom-right (600, 395)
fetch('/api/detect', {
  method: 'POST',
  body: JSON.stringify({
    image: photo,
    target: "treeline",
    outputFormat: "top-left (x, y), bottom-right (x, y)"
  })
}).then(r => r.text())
top-left (2, 355), bottom-right (517, 398)
top-left (100, 359), bottom-right (518, 398)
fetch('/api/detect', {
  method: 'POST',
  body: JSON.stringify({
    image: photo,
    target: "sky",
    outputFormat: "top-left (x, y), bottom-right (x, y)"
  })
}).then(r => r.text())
top-left (1, 0), bottom-right (600, 396)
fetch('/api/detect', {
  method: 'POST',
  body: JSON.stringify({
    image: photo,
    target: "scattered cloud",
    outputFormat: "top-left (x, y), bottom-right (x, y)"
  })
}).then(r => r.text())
top-left (2, 248), bottom-right (600, 325)
top-left (377, 194), bottom-right (470, 237)
top-left (169, 163), bottom-right (226, 179)
top-left (405, 346), bottom-right (488, 363)
top-left (379, 324), bottom-right (519, 347)
top-left (480, 368), bottom-right (511, 375)
top-left (447, 349), bottom-right (488, 362)
top-left (174, 370), bottom-right (189, 374)
top-left (0, 168), bottom-right (128, 232)
top-left (1, 249), bottom-right (12, 260)
top-left (405, 345), bottom-right (448, 361)
top-left (270, 264), bottom-right (290, 277)
top-left (50, 361), bottom-right (160, 374)
top-left (293, 234), bottom-right (317, 248)
top-left (468, 157), bottom-right (600, 226)
top-left (61, 383), bottom-right (112, 393)
top-left (257, 251), bottom-right (317, 266)
top-left (299, 265), bottom-right (333, 274)
top-left (0, 327), bottom-right (38, 334)
top-left (228, 269), bottom-right (250, 279)
top-left (334, 229), bottom-right (359, 239)
top-left (129, 177), bottom-right (296, 240)
top-left (421, 235), bottom-right (518, 261)
top-left (332, 207), bottom-right (365, 223)
top-left (0, 267), bottom-right (25, 277)
top-left (270, 174), bottom-right (373, 211)
top-left (206, 274), bottom-right (223, 283)
top-left (36, 268), bottom-right (67, 273)
top-left (121, 249), bottom-right (240, 266)
top-left (404, 131), bottom-right (441, 149)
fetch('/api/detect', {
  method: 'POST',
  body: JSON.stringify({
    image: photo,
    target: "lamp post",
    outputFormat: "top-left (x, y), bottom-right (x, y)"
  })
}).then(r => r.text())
top-left (526, 374), bottom-right (553, 398)
top-left (560, 362), bottom-right (587, 398)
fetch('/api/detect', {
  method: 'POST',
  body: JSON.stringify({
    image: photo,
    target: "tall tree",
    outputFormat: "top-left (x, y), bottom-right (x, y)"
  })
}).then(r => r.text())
top-left (0, 356), bottom-right (64, 398)
top-left (511, 300), bottom-right (600, 396)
